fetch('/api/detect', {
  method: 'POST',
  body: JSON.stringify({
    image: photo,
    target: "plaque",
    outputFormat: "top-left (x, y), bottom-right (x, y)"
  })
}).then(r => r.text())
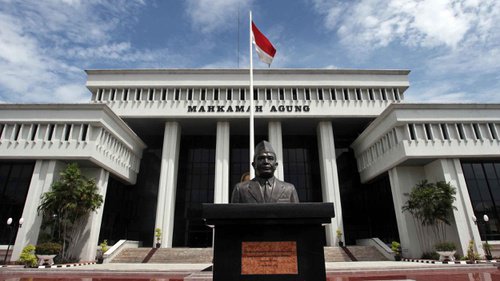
top-left (241, 241), bottom-right (298, 275)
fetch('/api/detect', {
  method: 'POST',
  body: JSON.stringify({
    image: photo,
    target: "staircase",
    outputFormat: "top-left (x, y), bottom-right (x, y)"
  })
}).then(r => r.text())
top-left (346, 246), bottom-right (391, 261)
top-left (111, 246), bottom-right (388, 263)
top-left (110, 248), bottom-right (151, 263)
top-left (324, 247), bottom-right (352, 262)
top-left (111, 247), bottom-right (213, 263)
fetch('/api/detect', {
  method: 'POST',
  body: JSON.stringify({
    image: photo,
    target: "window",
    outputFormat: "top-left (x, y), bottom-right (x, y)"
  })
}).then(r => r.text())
top-left (240, 88), bottom-right (245, 100)
top-left (440, 124), bottom-right (449, 140)
top-left (279, 88), bottom-right (284, 100)
top-left (124, 89), bottom-right (129, 101)
top-left (408, 124), bottom-right (416, 140)
top-left (457, 124), bottom-right (466, 140)
top-left (214, 89), bottom-right (219, 101)
top-left (175, 89), bottom-right (180, 100)
top-left (355, 89), bottom-right (361, 100)
top-left (0, 162), bottom-right (35, 244)
top-left (188, 89), bottom-right (193, 100)
top-left (266, 89), bottom-right (271, 100)
top-left (462, 161), bottom-right (500, 240)
top-left (330, 89), bottom-right (336, 100)
top-left (473, 123), bottom-right (481, 140)
top-left (424, 124), bottom-right (433, 140)
top-left (161, 89), bottom-right (167, 101)
top-left (292, 89), bottom-right (297, 100)
top-left (489, 123), bottom-right (498, 140)
top-left (305, 89), bottom-right (310, 100)
top-left (227, 89), bottom-right (232, 101)
top-left (318, 89), bottom-right (323, 100)
top-left (201, 89), bottom-right (206, 100)
top-left (381, 89), bottom-right (387, 100)
top-left (343, 89), bottom-right (349, 100)
top-left (368, 89), bottom-right (374, 100)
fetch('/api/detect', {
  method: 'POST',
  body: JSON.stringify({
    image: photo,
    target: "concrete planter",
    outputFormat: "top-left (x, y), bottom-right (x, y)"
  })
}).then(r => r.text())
top-left (436, 250), bottom-right (456, 262)
top-left (36, 254), bottom-right (57, 266)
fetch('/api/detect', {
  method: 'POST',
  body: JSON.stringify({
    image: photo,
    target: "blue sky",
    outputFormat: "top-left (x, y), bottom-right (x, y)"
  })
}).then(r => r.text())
top-left (0, 0), bottom-right (499, 103)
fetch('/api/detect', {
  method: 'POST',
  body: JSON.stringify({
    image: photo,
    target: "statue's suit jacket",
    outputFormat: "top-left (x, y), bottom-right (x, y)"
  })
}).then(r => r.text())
top-left (231, 178), bottom-right (300, 203)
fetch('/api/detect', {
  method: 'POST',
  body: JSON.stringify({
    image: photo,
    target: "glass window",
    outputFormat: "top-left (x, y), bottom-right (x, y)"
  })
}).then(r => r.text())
top-left (462, 161), bottom-right (500, 240)
top-left (0, 161), bottom-right (35, 244)
top-left (173, 136), bottom-right (215, 247)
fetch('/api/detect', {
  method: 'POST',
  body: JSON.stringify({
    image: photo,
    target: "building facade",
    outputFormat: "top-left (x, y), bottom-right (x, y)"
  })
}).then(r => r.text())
top-left (1, 69), bottom-right (499, 261)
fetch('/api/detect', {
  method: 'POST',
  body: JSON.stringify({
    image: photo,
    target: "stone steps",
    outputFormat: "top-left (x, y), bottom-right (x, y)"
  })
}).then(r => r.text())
top-left (324, 247), bottom-right (352, 262)
top-left (111, 246), bottom-right (388, 263)
top-left (110, 248), bottom-right (151, 263)
top-left (346, 245), bottom-right (391, 261)
top-left (149, 248), bottom-right (213, 263)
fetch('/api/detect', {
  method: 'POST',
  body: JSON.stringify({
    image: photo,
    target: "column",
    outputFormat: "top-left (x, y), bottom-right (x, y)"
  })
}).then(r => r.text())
top-left (214, 122), bottom-right (230, 203)
top-left (424, 159), bottom-right (483, 256)
top-left (71, 168), bottom-right (109, 261)
top-left (316, 121), bottom-right (342, 246)
top-left (388, 166), bottom-right (425, 258)
top-left (155, 122), bottom-right (181, 247)
top-left (11, 160), bottom-right (64, 260)
top-left (268, 121), bottom-right (284, 180)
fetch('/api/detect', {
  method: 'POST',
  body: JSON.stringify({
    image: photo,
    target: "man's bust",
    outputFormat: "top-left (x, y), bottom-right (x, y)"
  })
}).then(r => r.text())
top-left (231, 141), bottom-right (299, 203)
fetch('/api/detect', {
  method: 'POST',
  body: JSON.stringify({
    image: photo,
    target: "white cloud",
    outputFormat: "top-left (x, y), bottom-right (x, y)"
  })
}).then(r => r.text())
top-left (312, 0), bottom-right (498, 50)
top-left (0, 0), bottom-right (151, 103)
top-left (185, 0), bottom-right (251, 34)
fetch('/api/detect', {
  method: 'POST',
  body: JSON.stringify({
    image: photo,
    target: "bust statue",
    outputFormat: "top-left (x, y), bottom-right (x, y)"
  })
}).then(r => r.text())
top-left (231, 140), bottom-right (299, 203)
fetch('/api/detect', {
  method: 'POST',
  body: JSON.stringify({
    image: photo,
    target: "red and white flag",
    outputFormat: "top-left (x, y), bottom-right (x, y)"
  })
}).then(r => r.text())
top-left (251, 21), bottom-right (276, 66)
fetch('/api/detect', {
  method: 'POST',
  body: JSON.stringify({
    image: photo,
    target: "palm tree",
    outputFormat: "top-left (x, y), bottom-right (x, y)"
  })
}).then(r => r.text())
top-left (38, 163), bottom-right (103, 261)
top-left (402, 180), bottom-right (456, 252)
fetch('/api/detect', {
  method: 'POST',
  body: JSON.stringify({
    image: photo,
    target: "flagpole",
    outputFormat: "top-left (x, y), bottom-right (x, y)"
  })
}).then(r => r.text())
top-left (249, 11), bottom-right (255, 179)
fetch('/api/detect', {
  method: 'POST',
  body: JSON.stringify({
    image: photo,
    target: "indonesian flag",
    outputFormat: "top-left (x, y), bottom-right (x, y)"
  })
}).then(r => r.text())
top-left (251, 21), bottom-right (276, 66)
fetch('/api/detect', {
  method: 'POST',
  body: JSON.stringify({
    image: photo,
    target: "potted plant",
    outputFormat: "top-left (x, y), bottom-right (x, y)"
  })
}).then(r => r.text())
top-left (155, 228), bottom-right (162, 248)
top-left (96, 240), bottom-right (109, 264)
top-left (435, 242), bottom-right (456, 262)
top-left (483, 242), bottom-right (493, 260)
top-left (336, 229), bottom-right (343, 247)
top-left (35, 242), bottom-right (62, 266)
top-left (465, 240), bottom-right (479, 263)
top-left (391, 241), bottom-right (402, 261)
top-left (18, 245), bottom-right (37, 268)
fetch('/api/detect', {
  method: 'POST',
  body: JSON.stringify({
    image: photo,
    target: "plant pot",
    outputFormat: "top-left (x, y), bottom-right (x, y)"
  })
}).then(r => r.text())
top-left (97, 257), bottom-right (103, 264)
top-left (394, 254), bottom-right (401, 261)
top-left (436, 250), bottom-right (456, 262)
top-left (156, 243), bottom-right (161, 248)
top-left (485, 254), bottom-right (493, 260)
top-left (36, 254), bottom-right (57, 266)
top-left (338, 241), bottom-right (344, 247)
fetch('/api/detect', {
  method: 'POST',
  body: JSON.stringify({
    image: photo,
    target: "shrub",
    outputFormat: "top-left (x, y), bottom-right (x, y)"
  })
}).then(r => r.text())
top-left (18, 245), bottom-right (37, 268)
top-left (435, 242), bottom-right (456, 251)
top-left (36, 242), bottom-right (62, 255)
top-left (391, 241), bottom-right (401, 254)
top-left (465, 240), bottom-right (480, 262)
top-left (421, 251), bottom-right (440, 260)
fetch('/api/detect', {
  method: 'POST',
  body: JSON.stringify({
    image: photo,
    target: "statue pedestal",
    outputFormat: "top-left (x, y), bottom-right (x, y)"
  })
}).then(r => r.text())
top-left (202, 203), bottom-right (335, 281)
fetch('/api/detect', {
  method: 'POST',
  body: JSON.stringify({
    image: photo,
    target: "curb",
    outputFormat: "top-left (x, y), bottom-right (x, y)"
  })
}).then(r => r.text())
top-left (37, 261), bottom-right (97, 268)
top-left (402, 258), bottom-right (498, 265)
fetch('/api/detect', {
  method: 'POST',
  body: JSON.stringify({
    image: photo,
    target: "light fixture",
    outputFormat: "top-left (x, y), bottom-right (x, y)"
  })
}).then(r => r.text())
top-left (6, 218), bottom-right (12, 226)
top-left (483, 214), bottom-right (489, 222)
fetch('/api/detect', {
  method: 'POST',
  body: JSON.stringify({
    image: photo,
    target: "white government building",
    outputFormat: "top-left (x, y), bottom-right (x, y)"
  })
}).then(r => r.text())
top-left (1, 68), bottom-right (499, 261)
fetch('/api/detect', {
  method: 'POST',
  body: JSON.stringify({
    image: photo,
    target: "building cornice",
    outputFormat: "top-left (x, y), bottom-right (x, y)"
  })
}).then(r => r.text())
top-left (85, 68), bottom-right (411, 76)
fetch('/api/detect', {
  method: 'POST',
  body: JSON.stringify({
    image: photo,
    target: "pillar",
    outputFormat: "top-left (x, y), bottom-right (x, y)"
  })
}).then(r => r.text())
top-left (70, 167), bottom-right (109, 261)
top-left (268, 121), bottom-right (284, 180)
top-left (424, 159), bottom-right (483, 256)
top-left (11, 160), bottom-right (64, 261)
top-left (316, 121), bottom-right (342, 246)
top-left (214, 122), bottom-right (230, 203)
top-left (155, 122), bottom-right (181, 247)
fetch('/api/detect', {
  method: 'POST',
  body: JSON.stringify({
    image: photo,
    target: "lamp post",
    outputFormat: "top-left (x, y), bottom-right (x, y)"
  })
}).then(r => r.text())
top-left (472, 214), bottom-right (492, 259)
top-left (2, 217), bottom-right (24, 265)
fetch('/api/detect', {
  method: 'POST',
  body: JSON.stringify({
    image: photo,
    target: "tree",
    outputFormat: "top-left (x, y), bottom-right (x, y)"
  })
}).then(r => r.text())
top-left (38, 163), bottom-right (103, 261)
top-left (402, 180), bottom-right (456, 253)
